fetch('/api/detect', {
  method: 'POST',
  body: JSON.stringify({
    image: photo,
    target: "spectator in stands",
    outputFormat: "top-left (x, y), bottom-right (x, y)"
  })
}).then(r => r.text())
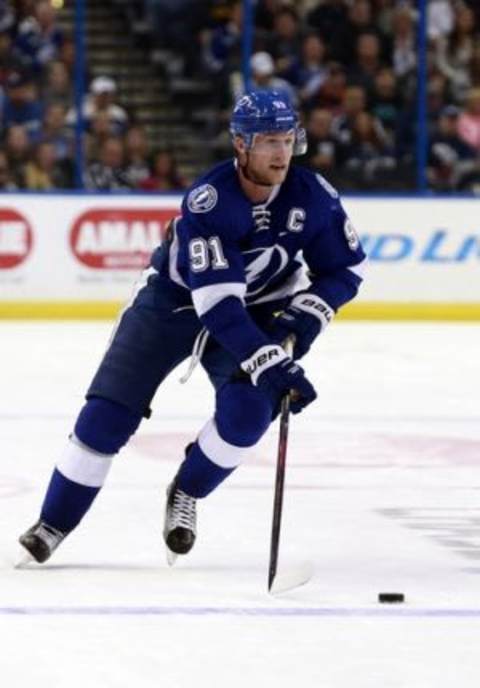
top-left (391, 4), bottom-right (416, 86)
top-left (84, 109), bottom-right (119, 163)
top-left (371, 67), bottom-right (401, 146)
top-left (267, 6), bottom-right (302, 75)
top-left (457, 86), bottom-right (480, 153)
top-left (67, 76), bottom-right (129, 136)
top-left (140, 149), bottom-right (186, 191)
top-left (42, 60), bottom-right (73, 109)
top-left (0, 148), bottom-right (18, 190)
top-left (306, 0), bottom-right (348, 48)
top-left (370, 0), bottom-right (396, 38)
top-left (435, 4), bottom-right (477, 104)
top-left (340, 110), bottom-right (396, 188)
top-left (15, 1), bottom-right (36, 24)
top-left (1, 70), bottom-right (43, 139)
top-left (202, 0), bottom-right (243, 77)
top-left (255, 0), bottom-right (284, 33)
top-left (146, 0), bottom-right (197, 54)
top-left (86, 76), bottom-right (129, 136)
top-left (24, 140), bottom-right (68, 190)
top-left (301, 106), bottom-right (341, 183)
top-left (348, 32), bottom-right (384, 98)
top-left (332, 85), bottom-right (371, 146)
top-left (314, 61), bottom-right (347, 112)
top-left (0, 1), bottom-right (15, 34)
top-left (36, 102), bottom-right (73, 164)
top-left (232, 51), bottom-right (296, 104)
top-left (283, 33), bottom-right (328, 108)
top-left (428, 0), bottom-right (454, 44)
top-left (84, 135), bottom-right (131, 190)
top-left (325, 0), bottom-right (379, 67)
top-left (464, 0), bottom-right (480, 27)
top-left (467, 43), bottom-right (480, 91)
top-left (0, 27), bottom-right (24, 91)
top-left (428, 105), bottom-right (477, 191)
top-left (59, 33), bottom-right (76, 78)
top-left (124, 124), bottom-right (151, 187)
top-left (427, 70), bottom-right (450, 127)
top-left (4, 124), bottom-right (30, 186)
top-left (15, 0), bottom-right (64, 75)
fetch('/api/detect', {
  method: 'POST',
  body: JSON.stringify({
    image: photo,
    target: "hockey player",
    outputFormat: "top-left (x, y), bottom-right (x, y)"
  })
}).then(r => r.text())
top-left (19, 90), bottom-right (367, 565)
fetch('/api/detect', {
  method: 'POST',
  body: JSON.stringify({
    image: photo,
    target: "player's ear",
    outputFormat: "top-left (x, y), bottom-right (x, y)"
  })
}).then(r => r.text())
top-left (233, 135), bottom-right (247, 156)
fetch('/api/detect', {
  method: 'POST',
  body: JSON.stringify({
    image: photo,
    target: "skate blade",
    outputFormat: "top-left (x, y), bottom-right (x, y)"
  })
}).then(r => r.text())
top-left (14, 548), bottom-right (36, 569)
top-left (166, 547), bottom-right (178, 567)
top-left (268, 561), bottom-right (314, 595)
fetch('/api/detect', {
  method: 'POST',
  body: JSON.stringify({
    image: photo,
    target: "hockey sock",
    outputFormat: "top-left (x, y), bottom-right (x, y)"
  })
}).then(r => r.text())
top-left (40, 436), bottom-right (113, 533)
top-left (41, 468), bottom-right (100, 533)
top-left (176, 438), bottom-right (236, 498)
top-left (177, 382), bottom-right (272, 498)
top-left (176, 416), bottom-right (258, 498)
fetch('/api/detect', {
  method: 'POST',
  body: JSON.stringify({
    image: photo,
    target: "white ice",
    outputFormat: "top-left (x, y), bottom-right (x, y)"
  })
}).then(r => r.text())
top-left (1, 321), bottom-right (480, 687)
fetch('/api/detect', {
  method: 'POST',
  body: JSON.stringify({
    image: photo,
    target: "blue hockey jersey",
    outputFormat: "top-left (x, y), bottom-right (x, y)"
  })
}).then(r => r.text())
top-left (152, 159), bottom-right (366, 363)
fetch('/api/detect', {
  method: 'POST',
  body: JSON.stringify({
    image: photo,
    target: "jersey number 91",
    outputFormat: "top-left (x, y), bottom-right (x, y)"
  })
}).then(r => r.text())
top-left (189, 236), bottom-right (229, 272)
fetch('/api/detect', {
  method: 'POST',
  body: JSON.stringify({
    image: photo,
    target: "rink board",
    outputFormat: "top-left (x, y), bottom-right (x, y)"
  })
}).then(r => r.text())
top-left (0, 194), bottom-right (479, 319)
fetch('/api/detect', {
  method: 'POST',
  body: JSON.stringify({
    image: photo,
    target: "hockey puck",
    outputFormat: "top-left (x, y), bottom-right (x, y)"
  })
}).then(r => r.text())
top-left (378, 592), bottom-right (405, 604)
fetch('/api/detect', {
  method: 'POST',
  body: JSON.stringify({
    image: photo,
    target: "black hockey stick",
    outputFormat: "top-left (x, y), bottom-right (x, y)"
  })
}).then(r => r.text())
top-left (268, 377), bottom-right (291, 591)
top-left (268, 338), bottom-right (313, 594)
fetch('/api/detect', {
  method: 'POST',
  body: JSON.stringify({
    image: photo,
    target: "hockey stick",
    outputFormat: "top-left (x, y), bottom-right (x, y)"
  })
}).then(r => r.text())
top-left (268, 338), bottom-right (313, 595)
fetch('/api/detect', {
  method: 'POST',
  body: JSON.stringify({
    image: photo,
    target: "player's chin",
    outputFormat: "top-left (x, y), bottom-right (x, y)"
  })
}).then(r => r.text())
top-left (268, 166), bottom-right (288, 183)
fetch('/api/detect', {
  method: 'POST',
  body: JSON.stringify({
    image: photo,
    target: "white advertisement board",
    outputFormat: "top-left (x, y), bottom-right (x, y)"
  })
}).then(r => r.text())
top-left (343, 198), bottom-right (480, 304)
top-left (0, 194), bottom-right (479, 319)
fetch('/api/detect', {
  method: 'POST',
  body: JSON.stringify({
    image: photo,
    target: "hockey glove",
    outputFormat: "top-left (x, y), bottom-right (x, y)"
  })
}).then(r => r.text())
top-left (241, 344), bottom-right (317, 416)
top-left (269, 293), bottom-right (334, 360)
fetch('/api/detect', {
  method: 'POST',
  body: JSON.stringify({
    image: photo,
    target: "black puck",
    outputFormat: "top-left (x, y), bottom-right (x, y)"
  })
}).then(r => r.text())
top-left (378, 592), bottom-right (405, 604)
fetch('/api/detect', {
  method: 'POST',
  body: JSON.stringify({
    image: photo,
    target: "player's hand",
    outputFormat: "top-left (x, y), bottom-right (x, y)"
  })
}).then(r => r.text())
top-left (268, 293), bottom-right (334, 360)
top-left (241, 344), bottom-right (317, 415)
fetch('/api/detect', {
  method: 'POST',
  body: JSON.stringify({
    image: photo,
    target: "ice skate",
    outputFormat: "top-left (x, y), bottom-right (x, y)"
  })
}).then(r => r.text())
top-left (17, 519), bottom-right (66, 566)
top-left (163, 481), bottom-right (197, 566)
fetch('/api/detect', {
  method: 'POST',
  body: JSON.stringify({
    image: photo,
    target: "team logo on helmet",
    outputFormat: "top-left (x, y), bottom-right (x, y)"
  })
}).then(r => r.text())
top-left (187, 184), bottom-right (218, 214)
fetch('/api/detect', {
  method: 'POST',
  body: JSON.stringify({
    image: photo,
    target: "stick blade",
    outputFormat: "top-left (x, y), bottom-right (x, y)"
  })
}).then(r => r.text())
top-left (268, 561), bottom-right (314, 595)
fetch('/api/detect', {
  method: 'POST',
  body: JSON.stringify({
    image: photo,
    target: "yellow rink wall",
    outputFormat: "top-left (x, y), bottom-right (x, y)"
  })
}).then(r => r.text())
top-left (0, 194), bottom-right (479, 320)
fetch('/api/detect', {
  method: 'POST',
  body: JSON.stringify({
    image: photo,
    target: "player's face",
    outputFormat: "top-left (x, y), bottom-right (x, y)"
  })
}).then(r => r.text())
top-left (239, 131), bottom-right (295, 186)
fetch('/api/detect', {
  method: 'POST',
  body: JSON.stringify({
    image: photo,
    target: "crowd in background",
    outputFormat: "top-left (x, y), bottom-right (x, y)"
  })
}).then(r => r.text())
top-left (193, 0), bottom-right (480, 191)
top-left (0, 0), bottom-right (186, 191)
top-left (1, 0), bottom-right (480, 192)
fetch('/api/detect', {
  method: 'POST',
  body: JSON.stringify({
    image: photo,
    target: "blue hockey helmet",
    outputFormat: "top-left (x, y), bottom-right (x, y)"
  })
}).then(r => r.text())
top-left (230, 90), bottom-right (307, 155)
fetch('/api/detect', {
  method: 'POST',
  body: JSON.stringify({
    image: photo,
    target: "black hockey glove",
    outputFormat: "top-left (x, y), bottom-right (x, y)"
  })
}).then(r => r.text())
top-left (269, 293), bottom-right (334, 360)
top-left (241, 344), bottom-right (317, 416)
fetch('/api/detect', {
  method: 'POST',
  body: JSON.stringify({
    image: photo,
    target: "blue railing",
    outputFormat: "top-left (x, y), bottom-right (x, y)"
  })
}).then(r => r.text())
top-left (415, 0), bottom-right (428, 193)
top-left (73, 0), bottom-right (86, 189)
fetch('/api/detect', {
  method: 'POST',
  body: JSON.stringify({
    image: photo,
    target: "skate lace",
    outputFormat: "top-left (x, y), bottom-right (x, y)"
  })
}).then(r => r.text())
top-left (37, 522), bottom-right (65, 550)
top-left (171, 490), bottom-right (197, 533)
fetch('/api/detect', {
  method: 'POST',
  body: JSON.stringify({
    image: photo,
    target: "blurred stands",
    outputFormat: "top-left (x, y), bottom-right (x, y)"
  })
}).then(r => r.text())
top-left (1, 0), bottom-right (480, 192)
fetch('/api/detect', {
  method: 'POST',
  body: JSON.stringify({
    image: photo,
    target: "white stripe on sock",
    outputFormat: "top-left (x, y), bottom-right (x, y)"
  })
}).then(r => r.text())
top-left (198, 419), bottom-right (251, 469)
top-left (56, 436), bottom-right (113, 488)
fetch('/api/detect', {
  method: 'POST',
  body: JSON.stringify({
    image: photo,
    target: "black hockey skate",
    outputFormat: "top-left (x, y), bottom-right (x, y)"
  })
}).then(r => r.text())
top-left (163, 481), bottom-right (197, 566)
top-left (18, 520), bottom-right (66, 565)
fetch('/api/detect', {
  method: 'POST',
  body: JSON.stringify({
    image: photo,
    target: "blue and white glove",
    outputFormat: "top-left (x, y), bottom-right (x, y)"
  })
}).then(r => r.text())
top-left (268, 293), bottom-right (334, 360)
top-left (241, 344), bottom-right (317, 416)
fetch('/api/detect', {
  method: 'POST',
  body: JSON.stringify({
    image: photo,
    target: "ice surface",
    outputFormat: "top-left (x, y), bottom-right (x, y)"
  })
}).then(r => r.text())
top-left (1, 321), bottom-right (480, 687)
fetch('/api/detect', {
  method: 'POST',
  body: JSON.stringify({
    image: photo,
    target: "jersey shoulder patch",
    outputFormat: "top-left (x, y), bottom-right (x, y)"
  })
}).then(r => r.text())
top-left (187, 184), bottom-right (218, 214)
